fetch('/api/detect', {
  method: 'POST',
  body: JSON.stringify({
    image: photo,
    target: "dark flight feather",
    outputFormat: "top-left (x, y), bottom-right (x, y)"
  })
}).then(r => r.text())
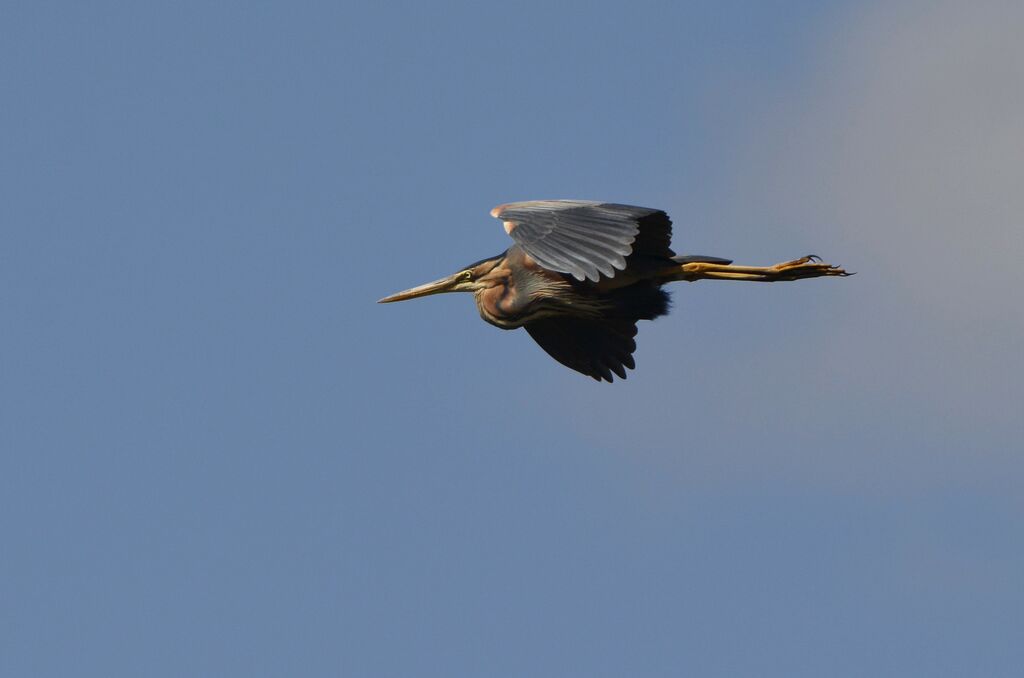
top-left (524, 284), bottom-right (669, 382)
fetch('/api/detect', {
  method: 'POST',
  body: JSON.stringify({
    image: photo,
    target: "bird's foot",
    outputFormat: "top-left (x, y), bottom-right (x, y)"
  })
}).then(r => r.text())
top-left (767, 255), bottom-right (850, 280)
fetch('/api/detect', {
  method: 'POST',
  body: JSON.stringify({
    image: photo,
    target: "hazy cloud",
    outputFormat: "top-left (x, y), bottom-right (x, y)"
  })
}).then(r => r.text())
top-left (556, 1), bottom-right (1024, 494)
top-left (763, 0), bottom-right (1024, 406)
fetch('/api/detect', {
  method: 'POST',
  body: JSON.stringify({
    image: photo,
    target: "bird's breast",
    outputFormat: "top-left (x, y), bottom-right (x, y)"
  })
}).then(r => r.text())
top-left (476, 280), bottom-right (527, 329)
top-left (475, 274), bottom-right (608, 330)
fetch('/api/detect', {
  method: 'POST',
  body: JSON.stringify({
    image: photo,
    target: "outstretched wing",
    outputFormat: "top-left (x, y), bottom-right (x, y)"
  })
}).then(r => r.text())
top-left (491, 200), bottom-right (672, 282)
top-left (524, 317), bottom-right (638, 382)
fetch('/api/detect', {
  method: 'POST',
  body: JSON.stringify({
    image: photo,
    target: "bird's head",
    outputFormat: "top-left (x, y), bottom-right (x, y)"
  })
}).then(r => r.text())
top-left (377, 255), bottom-right (503, 304)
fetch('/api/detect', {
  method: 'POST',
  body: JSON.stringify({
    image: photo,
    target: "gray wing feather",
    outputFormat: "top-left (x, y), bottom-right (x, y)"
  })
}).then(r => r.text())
top-left (491, 200), bottom-right (661, 282)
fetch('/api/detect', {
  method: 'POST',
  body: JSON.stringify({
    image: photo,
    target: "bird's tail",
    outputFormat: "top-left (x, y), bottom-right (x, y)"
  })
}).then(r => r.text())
top-left (671, 254), bottom-right (733, 265)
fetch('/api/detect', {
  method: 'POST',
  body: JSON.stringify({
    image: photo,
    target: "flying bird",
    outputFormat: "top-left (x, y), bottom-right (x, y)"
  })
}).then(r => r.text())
top-left (379, 200), bottom-right (848, 382)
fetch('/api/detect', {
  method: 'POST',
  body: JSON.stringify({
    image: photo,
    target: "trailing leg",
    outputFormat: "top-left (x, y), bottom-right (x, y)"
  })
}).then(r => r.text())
top-left (670, 255), bottom-right (850, 282)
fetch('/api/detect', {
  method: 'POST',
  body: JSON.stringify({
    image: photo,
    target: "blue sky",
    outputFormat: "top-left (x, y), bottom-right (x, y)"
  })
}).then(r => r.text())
top-left (3, 1), bottom-right (1022, 676)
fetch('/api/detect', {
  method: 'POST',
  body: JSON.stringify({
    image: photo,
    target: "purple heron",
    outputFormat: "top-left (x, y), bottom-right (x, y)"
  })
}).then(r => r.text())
top-left (380, 200), bottom-right (848, 382)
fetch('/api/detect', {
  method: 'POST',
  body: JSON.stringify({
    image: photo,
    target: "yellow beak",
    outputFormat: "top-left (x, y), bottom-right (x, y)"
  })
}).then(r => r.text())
top-left (377, 273), bottom-right (463, 303)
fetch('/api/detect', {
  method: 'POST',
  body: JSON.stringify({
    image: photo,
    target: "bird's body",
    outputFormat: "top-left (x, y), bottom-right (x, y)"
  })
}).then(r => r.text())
top-left (470, 246), bottom-right (621, 329)
top-left (380, 200), bottom-right (848, 382)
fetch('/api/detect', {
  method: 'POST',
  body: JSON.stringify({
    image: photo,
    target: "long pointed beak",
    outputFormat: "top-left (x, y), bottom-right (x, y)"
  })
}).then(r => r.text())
top-left (378, 273), bottom-right (462, 303)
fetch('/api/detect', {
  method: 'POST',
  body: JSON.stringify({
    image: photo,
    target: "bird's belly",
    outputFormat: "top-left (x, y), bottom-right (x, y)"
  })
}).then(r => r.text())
top-left (478, 305), bottom-right (566, 330)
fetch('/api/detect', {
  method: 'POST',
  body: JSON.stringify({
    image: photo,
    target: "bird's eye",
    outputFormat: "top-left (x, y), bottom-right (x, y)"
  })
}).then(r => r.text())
top-left (459, 270), bottom-right (472, 281)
